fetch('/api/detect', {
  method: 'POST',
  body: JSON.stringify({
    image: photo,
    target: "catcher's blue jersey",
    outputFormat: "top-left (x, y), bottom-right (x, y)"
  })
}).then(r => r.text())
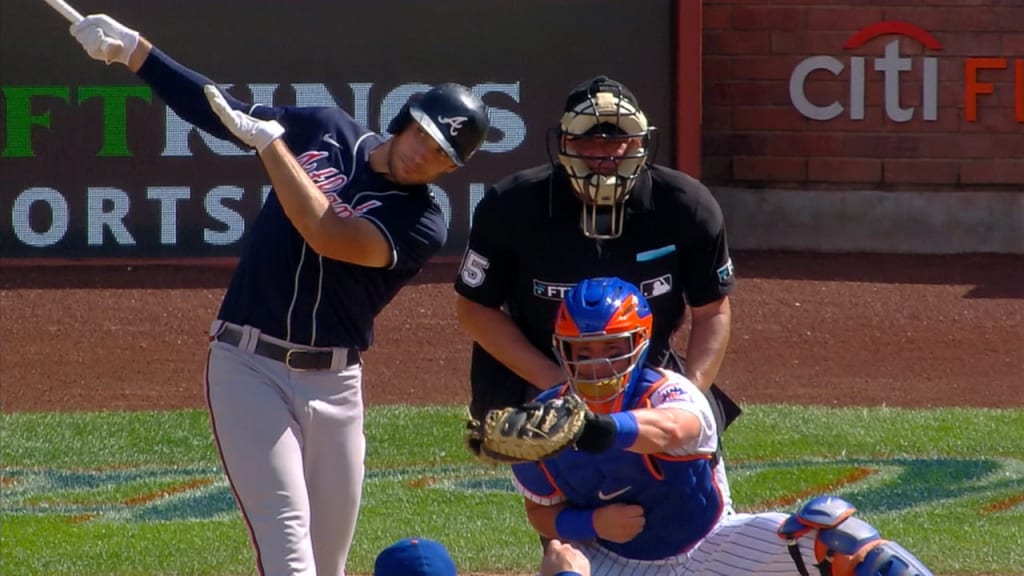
top-left (512, 369), bottom-right (725, 561)
top-left (139, 48), bottom-right (446, 349)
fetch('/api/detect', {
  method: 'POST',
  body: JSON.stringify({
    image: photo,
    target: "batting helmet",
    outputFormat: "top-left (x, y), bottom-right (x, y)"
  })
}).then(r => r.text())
top-left (387, 83), bottom-right (489, 166)
top-left (553, 277), bottom-right (653, 412)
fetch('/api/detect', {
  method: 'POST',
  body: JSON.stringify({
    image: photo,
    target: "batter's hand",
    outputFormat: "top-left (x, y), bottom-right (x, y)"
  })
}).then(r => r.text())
top-left (69, 14), bottom-right (139, 66)
top-left (593, 504), bottom-right (645, 544)
top-left (204, 85), bottom-right (284, 152)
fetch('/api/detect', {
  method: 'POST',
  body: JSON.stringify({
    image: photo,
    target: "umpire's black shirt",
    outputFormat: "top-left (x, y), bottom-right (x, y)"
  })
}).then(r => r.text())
top-left (455, 164), bottom-right (735, 418)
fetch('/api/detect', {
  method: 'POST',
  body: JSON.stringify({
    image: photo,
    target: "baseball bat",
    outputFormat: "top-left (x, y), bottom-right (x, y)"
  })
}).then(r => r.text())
top-left (41, 0), bottom-right (83, 24)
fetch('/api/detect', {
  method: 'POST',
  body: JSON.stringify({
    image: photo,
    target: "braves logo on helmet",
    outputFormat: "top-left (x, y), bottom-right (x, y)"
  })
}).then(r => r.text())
top-left (437, 115), bottom-right (468, 136)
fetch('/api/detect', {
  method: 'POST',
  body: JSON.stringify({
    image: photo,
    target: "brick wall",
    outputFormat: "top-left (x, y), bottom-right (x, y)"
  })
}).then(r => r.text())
top-left (701, 0), bottom-right (1024, 189)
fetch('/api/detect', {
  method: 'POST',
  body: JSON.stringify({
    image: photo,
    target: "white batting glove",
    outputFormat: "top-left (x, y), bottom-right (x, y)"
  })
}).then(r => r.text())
top-left (69, 14), bottom-right (140, 66)
top-left (204, 85), bottom-right (285, 153)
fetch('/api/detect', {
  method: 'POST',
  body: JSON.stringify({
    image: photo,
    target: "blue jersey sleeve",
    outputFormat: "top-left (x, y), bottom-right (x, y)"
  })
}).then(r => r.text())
top-left (360, 197), bottom-right (447, 271)
top-left (512, 461), bottom-right (563, 503)
top-left (136, 47), bottom-right (258, 148)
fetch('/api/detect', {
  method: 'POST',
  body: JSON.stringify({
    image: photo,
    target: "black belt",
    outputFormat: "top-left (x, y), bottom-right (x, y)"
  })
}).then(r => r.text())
top-left (215, 326), bottom-right (360, 371)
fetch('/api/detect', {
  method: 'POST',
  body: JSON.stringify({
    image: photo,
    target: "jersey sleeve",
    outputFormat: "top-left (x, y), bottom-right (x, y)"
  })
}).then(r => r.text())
top-left (511, 462), bottom-right (567, 505)
top-left (361, 196), bottom-right (447, 271)
top-left (137, 47), bottom-right (260, 147)
top-left (649, 371), bottom-right (718, 457)
top-left (453, 188), bottom-right (516, 307)
top-left (678, 182), bottom-right (735, 308)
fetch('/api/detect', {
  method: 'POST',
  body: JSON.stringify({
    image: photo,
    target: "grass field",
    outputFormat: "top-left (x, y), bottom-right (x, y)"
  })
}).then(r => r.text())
top-left (2, 404), bottom-right (1022, 575)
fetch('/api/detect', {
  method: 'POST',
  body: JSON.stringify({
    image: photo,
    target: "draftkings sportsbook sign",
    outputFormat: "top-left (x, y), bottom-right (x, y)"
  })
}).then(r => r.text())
top-left (2, 0), bottom-right (675, 261)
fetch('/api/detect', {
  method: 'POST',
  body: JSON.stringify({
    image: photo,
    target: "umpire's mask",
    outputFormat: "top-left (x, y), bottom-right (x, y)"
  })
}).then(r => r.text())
top-left (558, 76), bottom-right (650, 239)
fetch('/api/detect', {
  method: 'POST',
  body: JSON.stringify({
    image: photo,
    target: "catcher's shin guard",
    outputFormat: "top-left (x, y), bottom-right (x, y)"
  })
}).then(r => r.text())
top-left (777, 496), bottom-right (933, 576)
top-left (854, 541), bottom-right (933, 576)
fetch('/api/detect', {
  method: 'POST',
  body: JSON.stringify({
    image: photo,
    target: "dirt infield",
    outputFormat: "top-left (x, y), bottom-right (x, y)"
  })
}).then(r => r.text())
top-left (1, 252), bottom-right (1021, 413)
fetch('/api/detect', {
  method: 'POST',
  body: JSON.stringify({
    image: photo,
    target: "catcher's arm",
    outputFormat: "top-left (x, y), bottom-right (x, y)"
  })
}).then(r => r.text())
top-left (524, 499), bottom-right (645, 544)
top-left (612, 407), bottom-right (704, 454)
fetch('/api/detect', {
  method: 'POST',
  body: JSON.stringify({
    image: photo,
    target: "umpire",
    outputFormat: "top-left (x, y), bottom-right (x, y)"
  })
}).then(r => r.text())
top-left (454, 75), bottom-right (740, 442)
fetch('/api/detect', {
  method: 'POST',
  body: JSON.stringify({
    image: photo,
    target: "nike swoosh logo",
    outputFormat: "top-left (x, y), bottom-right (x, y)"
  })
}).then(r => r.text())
top-left (597, 486), bottom-right (631, 501)
top-left (322, 133), bottom-right (341, 149)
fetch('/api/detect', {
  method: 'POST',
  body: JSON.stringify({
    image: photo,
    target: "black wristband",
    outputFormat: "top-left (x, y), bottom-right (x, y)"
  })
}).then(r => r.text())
top-left (575, 413), bottom-right (617, 453)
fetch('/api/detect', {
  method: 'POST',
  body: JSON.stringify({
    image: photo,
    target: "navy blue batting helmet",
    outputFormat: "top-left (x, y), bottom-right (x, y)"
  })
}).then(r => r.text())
top-left (387, 83), bottom-right (489, 166)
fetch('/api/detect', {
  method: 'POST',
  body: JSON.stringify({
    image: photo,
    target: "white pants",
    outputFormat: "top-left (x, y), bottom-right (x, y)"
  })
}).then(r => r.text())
top-left (205, 322), bottom-right (365, 576)
top-left (578, 512), bottom-right (818, 576)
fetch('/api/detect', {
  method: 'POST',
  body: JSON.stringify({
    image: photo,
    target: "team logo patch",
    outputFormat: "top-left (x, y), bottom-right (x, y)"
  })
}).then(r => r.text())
top-left (717, 258), bottom-right (735, 284)
top-left (655, 385), bottom-right (692, 405)
top-left (533, 280), bottom-right (576, 301)
top-left (639, 275), bottom-right (672, 298)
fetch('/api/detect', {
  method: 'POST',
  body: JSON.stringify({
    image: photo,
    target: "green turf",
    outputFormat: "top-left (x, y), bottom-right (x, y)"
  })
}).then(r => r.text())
top-left (2, 405), bottom-right (1022, 575)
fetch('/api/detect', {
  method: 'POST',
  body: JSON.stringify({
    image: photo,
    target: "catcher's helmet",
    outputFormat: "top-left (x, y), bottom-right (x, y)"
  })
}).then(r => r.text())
top-left (553, 277), bottom-right (653, 412)
top-left (557, 75), bottom-right (652, 239)
top-left (387, 83), bottom-right (489, 166)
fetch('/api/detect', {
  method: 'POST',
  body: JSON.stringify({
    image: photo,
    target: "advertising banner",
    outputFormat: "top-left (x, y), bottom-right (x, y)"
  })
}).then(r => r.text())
top-left (2, 0), bottom-right (675, 261)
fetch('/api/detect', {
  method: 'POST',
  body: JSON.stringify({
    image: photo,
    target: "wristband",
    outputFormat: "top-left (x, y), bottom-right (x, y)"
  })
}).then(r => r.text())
top-left (555, 508), bottom-right (597, 541)
top-left (553, 572), bottom-right (583, 576)
top-left (576, 411), bottom-right (641, 453)
top-left (609, 411), bottom-right (640, 450)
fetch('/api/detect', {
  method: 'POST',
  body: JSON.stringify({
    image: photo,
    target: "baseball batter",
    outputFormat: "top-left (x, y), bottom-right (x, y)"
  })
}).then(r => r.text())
top-left (509, 277), bottom-right (934, 576)
top-left (68, 13), bottom-right (489, 576)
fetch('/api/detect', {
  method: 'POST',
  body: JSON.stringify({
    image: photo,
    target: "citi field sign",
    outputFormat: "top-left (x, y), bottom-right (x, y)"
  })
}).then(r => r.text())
top-left (790, 21), bottom-right (1024, 123)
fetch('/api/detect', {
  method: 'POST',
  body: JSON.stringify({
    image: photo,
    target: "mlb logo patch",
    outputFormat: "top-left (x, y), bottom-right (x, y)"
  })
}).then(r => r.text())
top-left (717, 259), bottom-right (735, 284)
top-left (640, 275), bottom-right (672, 298)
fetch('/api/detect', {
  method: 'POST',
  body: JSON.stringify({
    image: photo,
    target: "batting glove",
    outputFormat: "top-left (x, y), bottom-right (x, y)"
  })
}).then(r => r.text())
top-left (69, 14), bottom-right (140, 66)
top-left (204, 85), bottom-right (285, 153)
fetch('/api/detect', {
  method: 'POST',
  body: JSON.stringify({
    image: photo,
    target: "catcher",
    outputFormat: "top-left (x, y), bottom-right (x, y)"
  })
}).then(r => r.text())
top-left (466, 277), bottom-right (933, 576)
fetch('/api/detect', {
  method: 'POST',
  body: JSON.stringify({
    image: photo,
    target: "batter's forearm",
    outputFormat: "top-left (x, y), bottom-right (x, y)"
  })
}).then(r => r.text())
top-left (258, 141), bottom-right (391, 266)
top-left (132, 39), bottom-right (252, 144)
top-left (685, 298), bottom-right (732, 391)
top-left (259, 140), bottom-right (334, 243)
top-left (127, 37), bottom-right (151, 72)
top-left (456, 297), bottom-right (565, 389)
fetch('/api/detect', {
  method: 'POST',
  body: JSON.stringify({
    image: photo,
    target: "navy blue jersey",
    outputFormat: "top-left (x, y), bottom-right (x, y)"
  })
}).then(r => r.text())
top-left (138, 48), bottom-right (446, 349)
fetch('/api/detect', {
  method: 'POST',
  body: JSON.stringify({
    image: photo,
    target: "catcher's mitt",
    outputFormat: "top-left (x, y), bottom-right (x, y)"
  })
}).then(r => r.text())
top-left (465, 395), bottom-right (590, 466)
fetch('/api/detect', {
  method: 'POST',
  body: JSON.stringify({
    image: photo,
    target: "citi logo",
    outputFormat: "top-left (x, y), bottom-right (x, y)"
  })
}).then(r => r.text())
top-left (790, 21), bottom-right (1023, 123)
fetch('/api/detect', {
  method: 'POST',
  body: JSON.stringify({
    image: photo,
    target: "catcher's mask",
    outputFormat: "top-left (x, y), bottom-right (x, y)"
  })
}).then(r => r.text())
top-left (556, 76), bottom-right (651, 239)
top-left (553, 277), bottom-right (653, 413)
top-left (388, 83), bottom-right (490, 166)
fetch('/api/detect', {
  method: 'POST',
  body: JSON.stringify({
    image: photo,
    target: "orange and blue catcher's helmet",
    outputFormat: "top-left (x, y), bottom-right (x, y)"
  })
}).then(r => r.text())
top-left (553, 277), bottom-right (653, 413)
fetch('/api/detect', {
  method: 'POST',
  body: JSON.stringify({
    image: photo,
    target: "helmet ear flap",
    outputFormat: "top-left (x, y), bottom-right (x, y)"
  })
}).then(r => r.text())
top-left (387, 102), bottom-right (412, 135)
top-left (387, 94), bottom-right (426, 135)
